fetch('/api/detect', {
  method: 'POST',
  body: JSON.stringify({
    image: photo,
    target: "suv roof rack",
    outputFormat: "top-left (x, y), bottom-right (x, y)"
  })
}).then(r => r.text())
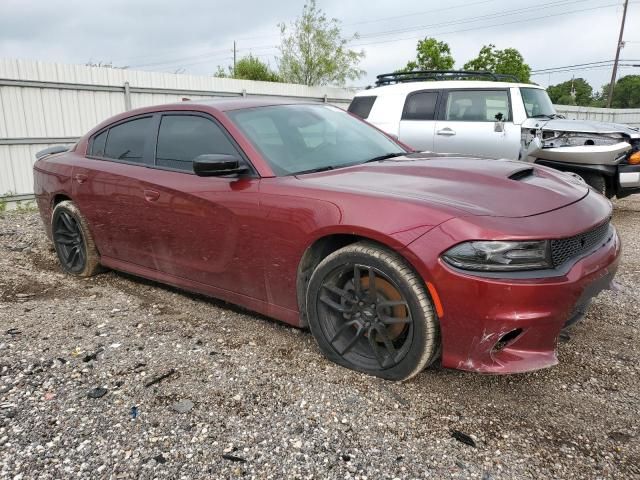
top-left (374, 70), bottom-right (520, 87)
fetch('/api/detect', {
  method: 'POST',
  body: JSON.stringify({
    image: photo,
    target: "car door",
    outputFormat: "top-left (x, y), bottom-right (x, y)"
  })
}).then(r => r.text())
top-left (397, 90), bottom-right (440, 151)
top-left (432, 89), bottom-right (521, 159)
top-left (73, 115), bottom-right (158, 267)
top-left (141, 112), bottom-right (266, 300)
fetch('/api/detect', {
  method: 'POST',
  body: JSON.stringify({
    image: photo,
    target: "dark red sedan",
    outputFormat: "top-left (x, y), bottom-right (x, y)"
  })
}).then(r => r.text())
top-left (34, 98), bottom-right (620, 380)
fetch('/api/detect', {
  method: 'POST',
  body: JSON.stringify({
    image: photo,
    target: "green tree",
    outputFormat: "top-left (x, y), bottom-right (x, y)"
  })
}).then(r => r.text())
top-left (400, 37), bottom-right (455, 72)
top-left (463, 44), bottom-right (531, 83)
top-left (213, 55), bottom-right (280, 82)
top-left (547, 78), bottom-right (593, 106)
top-left (599, 75), bottom-right (640, 108)
top-left (277, 0), bottom-right (365, 86)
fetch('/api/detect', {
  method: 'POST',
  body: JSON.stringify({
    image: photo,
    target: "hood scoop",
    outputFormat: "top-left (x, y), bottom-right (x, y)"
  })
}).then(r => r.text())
top-left (508, 167), bottom-right (535, 181)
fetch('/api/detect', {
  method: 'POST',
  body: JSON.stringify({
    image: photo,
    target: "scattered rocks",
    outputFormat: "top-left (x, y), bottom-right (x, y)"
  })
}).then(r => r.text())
top-left (87, 387), bottom-right (108, 399)
top-left (172, 399), bottom-right (194, 414)
top-left (451, 430), bottom-right (477, 448)
top-left (0, 203), bottom-right (639, 478)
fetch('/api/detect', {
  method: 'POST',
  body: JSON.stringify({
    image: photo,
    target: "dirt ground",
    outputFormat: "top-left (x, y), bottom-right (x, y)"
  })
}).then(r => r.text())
top-left (0, 199), bottom-right (639, 479)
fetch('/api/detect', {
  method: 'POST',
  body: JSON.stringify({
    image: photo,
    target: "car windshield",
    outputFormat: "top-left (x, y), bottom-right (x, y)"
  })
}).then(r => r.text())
top-left (520, 87), bottom-right (557, 118)
top-left (228, 104), bottom-right (406, 176)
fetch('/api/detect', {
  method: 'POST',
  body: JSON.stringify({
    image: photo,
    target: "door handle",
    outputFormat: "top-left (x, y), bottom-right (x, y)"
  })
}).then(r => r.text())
top-left (436, 128), bottom-right (456, 136)
top-left (143, 189), bottom-right (160, 202)
top-left (74, 173), bottom-right (88, 184)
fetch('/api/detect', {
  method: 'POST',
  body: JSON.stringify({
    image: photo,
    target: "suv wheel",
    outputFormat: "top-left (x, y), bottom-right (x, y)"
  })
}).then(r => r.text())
top-left (306, 242), bottom-right (440, 381)
top-left (578, 173), bottom-right (613, 199)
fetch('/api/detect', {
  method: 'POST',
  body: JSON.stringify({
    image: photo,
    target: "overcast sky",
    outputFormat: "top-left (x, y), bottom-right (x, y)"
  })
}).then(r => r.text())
top-left (1, 0), bottom-right (639, 91)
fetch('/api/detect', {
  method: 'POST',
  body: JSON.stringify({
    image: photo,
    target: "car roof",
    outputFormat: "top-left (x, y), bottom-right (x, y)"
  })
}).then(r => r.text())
top-left (355, 80), bottom-right (542, 97)
top-left (173, 97), bottom-right (319, 111)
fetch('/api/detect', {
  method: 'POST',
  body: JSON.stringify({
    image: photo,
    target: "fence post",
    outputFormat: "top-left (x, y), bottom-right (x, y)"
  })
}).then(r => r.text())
top-left (123, 81), bottom-right (132, 111)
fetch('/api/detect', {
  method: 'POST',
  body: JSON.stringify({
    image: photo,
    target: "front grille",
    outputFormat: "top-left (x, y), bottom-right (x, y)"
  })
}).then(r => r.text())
top-left (551, 220), bottom-right (612, 267)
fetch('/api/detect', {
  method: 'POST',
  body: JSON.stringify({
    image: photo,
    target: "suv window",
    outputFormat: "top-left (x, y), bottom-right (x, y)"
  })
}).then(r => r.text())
top-left (155, 115), bottom-right (238, 171)
top-left (444, 90), bottom-right (510, 122)
top-left (103, 117), bottom-right (152, 163)
top-left (402, 91), bottom-right (438, 120)
top-left (348, 96), bottom-right (377, 119)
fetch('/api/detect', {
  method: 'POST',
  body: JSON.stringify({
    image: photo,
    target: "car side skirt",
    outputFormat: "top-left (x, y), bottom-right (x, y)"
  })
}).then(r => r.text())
top-left (100, 256), bottom-right (301, 327)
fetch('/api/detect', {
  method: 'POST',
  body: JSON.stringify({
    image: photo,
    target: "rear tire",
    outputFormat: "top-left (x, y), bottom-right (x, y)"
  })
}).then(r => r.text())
top-left (51, 200), bottom-right (101, 277)
top-left (306, 241), bottom-right (440, 381)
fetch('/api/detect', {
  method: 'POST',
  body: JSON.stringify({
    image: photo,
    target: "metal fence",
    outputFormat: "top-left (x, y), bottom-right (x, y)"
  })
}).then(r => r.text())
top-left (2, 58), bottom-right (640, 203)
top-left (0, 58), bottom-right (357, 202)
top-left (554, 104), bottom-right (640, 127)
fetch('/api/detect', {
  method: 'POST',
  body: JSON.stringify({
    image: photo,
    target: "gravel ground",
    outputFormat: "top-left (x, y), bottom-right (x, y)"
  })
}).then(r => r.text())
top-left (0, 200), bottom-right (639, 479)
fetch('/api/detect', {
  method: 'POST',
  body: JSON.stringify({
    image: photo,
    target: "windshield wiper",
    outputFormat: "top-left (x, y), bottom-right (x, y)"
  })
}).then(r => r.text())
top-left (530, 113), bottom-right (565, 119)
top-left (295, 165), bottom-right (335, 175)
top-left (362, 152), bottom-right (406, 164)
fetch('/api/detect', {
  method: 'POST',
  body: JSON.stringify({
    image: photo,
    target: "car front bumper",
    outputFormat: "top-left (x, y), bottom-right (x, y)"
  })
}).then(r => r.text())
top-left (402, 197), bottom-right (621, 374)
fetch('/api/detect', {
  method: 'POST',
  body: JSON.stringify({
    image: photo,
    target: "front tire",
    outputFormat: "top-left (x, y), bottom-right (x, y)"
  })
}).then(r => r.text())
top-left (51, 200), bottom-right (101, 277)
top-left (306, 242), bottom-right (440, 381)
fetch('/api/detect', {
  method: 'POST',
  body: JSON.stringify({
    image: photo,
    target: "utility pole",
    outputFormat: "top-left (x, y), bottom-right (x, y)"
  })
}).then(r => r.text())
top-left (233, 41), bottom-right (237, 76)
top-left (607, 0), bottom-right (629, 108)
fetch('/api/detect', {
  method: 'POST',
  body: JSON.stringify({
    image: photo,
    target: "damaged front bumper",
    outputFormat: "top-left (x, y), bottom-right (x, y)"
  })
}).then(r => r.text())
top-left (535, 141), bottom-right (631, 165)
top-left (403, 196), bottom-right (621, 374)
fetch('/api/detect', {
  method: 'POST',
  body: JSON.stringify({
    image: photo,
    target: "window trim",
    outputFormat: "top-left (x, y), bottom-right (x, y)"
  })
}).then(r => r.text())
top-left (437, 88), bottom-right (513, 123)
top-left (400, 89), bottom-right (442, 121)
top-left (86, 114), bottom-right (155, 166)
top-left (151, 111), bottom-right (258, 177)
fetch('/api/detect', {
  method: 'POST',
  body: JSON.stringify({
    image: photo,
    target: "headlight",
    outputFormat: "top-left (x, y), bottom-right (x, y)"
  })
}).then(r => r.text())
top-left (442, 240), bottom-right (552, 271)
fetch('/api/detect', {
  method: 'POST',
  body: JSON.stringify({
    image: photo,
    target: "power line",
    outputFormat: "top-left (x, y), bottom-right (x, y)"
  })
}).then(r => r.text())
top-left (353, 0), bottom-right (589, 41)
top-left (349, 1), bottom-right (624, 48)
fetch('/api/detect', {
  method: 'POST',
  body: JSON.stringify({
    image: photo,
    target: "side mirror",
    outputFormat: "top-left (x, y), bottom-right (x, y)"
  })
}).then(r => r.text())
top-left (193, 154), bottom-right (249, 177)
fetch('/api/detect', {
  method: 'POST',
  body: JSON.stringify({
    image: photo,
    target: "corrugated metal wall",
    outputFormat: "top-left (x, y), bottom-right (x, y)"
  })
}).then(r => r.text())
top-left (0, 58), bottom-right (357, 200)
top-left (2, 58), bottom-right (640, 201)
top-left (554, 105), bottom-right (640, 127)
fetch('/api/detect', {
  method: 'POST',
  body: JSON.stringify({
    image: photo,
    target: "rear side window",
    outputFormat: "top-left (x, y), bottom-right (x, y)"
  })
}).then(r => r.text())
top-left (444, 90), bottom-right (511, 122)
top-left (348, 96), bottom-right (377, 119)
top-left (155, 115), bottom-right (238, 171)
top-left (402, 91), bottom-right (438, 120)
top-left (90, 130), bottom-right (107, 157)
top-left (103, 117), bottom-right (152, 163)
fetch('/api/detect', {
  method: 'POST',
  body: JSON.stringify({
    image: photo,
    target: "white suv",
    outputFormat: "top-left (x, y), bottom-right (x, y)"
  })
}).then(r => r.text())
top-left (348, 71), bottom-right (640, 198)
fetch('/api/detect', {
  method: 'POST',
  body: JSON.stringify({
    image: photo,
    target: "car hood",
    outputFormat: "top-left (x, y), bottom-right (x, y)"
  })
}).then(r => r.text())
top-left (522, 117), bottom-right (640, 138)
top-left (297, 154), bottom-right (590, 218)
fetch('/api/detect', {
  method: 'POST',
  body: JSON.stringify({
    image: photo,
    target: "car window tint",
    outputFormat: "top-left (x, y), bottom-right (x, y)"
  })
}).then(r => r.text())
top-left (444, 90), bottom-right (510, 122)
top-left (90, 130), bottom-right (107, 157)
top-left (402, 92), bottom-right (438, 120)
top-left (229, 105), bottom-right (404, 176)
top-left (155, 115), bottom-right (238, 171)
top-left (348, 96), bottom-right (377, 119)
top-left (103, 117), bottom-right (151, 163)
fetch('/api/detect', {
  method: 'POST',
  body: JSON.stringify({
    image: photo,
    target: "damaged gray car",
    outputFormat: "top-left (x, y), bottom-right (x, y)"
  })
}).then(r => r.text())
top-left (348, 70), bottom-right (640, 198)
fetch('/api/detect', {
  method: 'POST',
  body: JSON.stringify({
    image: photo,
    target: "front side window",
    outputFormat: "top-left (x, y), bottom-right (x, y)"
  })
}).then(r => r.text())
top-left (402, 91), bottom-right (438, 120)
top-left (444, 90), bottom-right (511, 122)
top-left (103, 117), bottom-right (152, 163)
top-left (521, 88), bottom-right (556, 118)
top-left (155, 115), bottom-right (238, 171)
top-left (228, 105), bottom-right (406, 176)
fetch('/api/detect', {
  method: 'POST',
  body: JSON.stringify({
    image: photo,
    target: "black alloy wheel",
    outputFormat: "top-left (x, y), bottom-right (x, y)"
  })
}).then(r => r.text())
top-left (53, 209), bottom-right (86, 273)
top-left (307, 242), bottom-right (439, 381)
top-left (51, 200), bottom-right (102, 277)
